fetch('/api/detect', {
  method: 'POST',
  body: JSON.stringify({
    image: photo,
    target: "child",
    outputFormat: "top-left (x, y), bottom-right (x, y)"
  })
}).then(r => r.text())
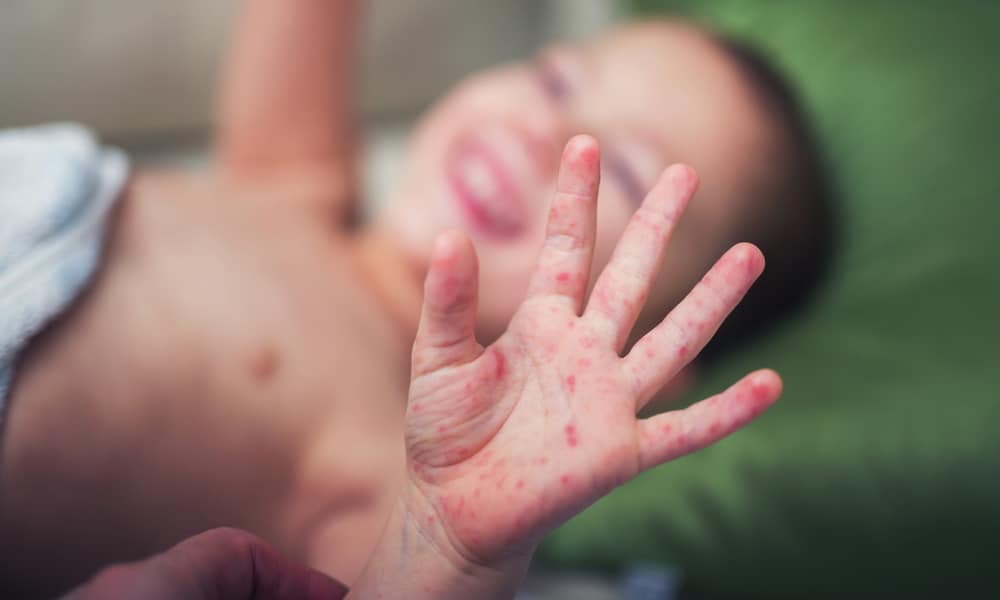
top-left (68, 135), bottom-right (782, 599)
top-left (0, 0), bottom-right (826, 595)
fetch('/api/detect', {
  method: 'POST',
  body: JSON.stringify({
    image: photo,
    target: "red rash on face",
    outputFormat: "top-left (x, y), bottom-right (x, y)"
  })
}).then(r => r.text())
top-left (564, 424), bottom-right (579, 448)
top-left (578, 358), bottom-right (591, 368)
top-left (560, 474), bottom-right (572, 487)
top-left (516, 480), bottom-right (525, 490)
top-left (580, 337), bottom-right (596, 349)
top-left (565, 375), bottom-right (576, 393)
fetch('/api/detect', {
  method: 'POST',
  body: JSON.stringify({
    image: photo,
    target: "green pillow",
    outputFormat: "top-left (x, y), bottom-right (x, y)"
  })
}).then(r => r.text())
top-left (538, 2), bottom-right (1000, 598)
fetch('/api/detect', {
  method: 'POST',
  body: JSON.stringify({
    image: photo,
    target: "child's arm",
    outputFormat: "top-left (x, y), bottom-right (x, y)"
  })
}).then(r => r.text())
top-left (216, 0), bottom-right (360, 218)
top-left (348, 136), bottom-right (783, 598)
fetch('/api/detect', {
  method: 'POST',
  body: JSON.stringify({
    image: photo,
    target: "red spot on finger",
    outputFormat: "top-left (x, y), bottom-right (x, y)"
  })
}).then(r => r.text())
top-left (556, 271), bottom-right (571, 283)
top-left (565, 374), bottom-right (576, 393)
top-left (564, 424), bottom-right (579, 447)
top-left (492, 349), bottom-right (506, 379)
top-left (440, 276), bottom-right (458, 297)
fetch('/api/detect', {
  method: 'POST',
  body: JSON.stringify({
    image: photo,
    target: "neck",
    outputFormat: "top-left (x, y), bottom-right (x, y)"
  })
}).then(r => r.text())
top-left (351, 225), bottom-right (424, 344)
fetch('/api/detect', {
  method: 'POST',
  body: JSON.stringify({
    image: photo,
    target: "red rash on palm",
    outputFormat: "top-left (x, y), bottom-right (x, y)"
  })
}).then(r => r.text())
top-left (401, 138), bottom-right (781, 570)
top-left (492, 349), bottom-right (506, 379)
top-left (564, 424), bottom-right (579, 448)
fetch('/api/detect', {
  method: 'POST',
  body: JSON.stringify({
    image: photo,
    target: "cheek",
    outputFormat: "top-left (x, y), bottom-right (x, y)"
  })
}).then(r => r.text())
top-left (590, 188), bottom-right (636, 283)
top-left (473, 239), bottom-right (543, 338)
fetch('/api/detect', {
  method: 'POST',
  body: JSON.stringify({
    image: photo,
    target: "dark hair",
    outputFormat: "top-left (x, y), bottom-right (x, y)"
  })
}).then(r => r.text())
top-left (698, 35), bottom-right (836, 364)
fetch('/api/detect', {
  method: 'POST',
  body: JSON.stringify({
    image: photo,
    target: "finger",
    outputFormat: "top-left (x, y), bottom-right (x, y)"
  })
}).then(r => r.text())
top-left (584, 164), bottom-right (697, 351)
top-left (524, 134), bottom-right (600, 314)
top-left (411, 230), bottom-right (482, 378)
top-left (636, 369), bottom-right (781, 471)
top-left (624, 243), bottom-right (765, 409)
top-left (68, 527), bottom-right (347, 600)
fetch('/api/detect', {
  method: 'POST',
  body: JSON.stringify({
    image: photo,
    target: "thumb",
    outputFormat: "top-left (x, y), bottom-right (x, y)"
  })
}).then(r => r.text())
top-left (411, 230), bottom-right (482, 378)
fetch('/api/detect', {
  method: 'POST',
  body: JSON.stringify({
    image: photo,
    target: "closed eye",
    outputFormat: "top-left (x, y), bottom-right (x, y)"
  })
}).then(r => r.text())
top-left (603, 151), bottom-right (646, 204)
top-left (534, 56), bottom-right (571, 102)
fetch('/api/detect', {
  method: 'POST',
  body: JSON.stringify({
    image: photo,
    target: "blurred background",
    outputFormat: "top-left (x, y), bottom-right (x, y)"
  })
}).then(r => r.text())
top-left (3, 1), bottom-right (999, 599)
top-left (0, 0), bottom-right (617, 205)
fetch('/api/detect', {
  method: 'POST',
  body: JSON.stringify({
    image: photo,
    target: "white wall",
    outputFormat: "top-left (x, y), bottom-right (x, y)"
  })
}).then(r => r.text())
top-left (0, 0), bottom-right (592, 139)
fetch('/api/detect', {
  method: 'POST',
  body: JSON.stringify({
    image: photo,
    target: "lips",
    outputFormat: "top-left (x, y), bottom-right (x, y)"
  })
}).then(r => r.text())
top-left (445, 133), bottom-right (529, 240)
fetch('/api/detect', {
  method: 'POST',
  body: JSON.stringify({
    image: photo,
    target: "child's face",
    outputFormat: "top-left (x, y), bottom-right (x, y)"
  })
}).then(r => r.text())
top-left (382, 21), bottom-right (774, 339)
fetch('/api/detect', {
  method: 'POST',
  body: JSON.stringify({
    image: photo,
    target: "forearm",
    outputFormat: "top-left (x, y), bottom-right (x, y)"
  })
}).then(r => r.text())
top-left (218, 0), bottom-right (360, 172)
top-left (347, 489), bottom-right (532, 600)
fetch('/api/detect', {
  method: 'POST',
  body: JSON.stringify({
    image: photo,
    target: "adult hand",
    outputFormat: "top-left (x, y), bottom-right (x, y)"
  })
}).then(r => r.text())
top-left (67, 528), bottom-right (347, 600)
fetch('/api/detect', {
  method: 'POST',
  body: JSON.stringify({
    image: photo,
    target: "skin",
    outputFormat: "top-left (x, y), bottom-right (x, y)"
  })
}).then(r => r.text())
top-left (353, 136), bottom-right (781, 598)
top-left (381, 20), bottom-right (773, 339)
top-left (67, 137), bottom-right (781, 600)
top-left (68, 528), bottom-right (347, 600)
top-left (0, 1), bottom-right (784, 596)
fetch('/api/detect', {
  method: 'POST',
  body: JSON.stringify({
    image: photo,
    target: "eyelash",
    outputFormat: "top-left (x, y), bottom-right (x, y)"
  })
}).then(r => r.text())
top-left (532, 56), bottom-right (643, 201)
top-left (536, 59), bottom-right (570, 102)
top-left (604, 152), bottom-right (645, 203)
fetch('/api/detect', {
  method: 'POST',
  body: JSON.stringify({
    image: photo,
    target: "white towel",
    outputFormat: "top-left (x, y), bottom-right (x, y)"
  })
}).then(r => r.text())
top-left (0, 124), bottom-right (128, 413)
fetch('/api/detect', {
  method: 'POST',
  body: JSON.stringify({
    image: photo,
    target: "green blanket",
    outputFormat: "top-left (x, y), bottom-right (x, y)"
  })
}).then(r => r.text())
top-left (538, 2), bottom-right (1000, 598)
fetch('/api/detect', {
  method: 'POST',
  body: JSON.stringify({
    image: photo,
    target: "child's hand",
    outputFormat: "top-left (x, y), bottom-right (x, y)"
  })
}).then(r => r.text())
top-left (400, 135), bottom-right (782, 573)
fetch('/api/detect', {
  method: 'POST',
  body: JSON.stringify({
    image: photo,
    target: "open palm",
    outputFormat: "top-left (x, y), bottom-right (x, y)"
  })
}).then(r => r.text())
top-left (404, 136), bottom-right (782, 566)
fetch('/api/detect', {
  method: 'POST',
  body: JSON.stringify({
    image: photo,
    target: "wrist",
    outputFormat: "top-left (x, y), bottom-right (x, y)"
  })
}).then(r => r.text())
top-left (348, 484), bottom-right (533, 599)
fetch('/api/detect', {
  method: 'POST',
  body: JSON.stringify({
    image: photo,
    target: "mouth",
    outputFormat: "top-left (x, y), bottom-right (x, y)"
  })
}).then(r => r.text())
top-left (444, 132), bottom-right (529, 240)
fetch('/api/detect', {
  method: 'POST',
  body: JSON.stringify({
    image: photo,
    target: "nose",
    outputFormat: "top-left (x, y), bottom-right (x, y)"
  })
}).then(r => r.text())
top-left (510, 121), bottom-right (559, 181)
top-left (514, 108), bottom-right (579, 182)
